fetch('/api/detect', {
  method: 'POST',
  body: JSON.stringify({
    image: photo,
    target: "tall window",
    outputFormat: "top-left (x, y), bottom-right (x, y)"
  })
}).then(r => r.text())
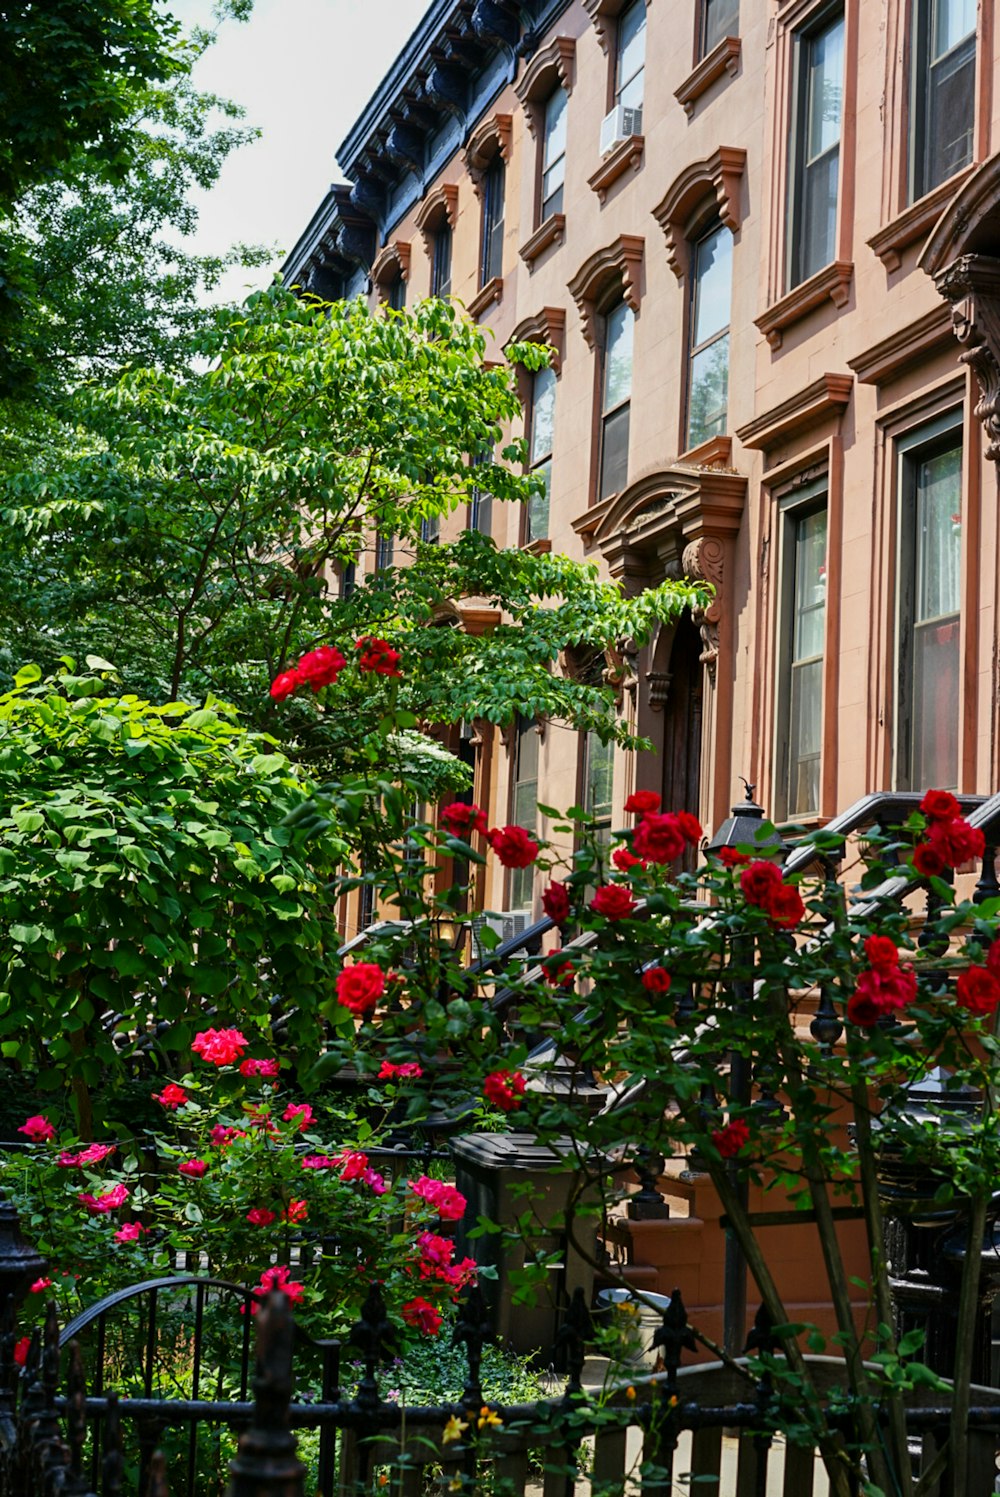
top-left (599, 300), bottom-right (633, 500)
top-left (788, 10), bottom-right (845, 289)
top-left (702, 0), bottom-right (739, 56)
top-left (910, 0), bottom-right (975, 202)
top-left (615, 1), bottom-right (646, 112)
top-left (469, 450), bottom-right (492, 537)
top-left (686, 222), bottom-right (731, 450)
top-left (387, 275), bottom-right (406, 311)
top-left (509, 716), bottom-right (539, 910)
top-left (432, 224), bottom-right (452, 297)
top-left (481, 156), bottom-right (505, 285)
top-left (340, 561), bottom-right (356, 600)
top-left (527, 364), bottom-right (556, 542)
top-left (420, 515), bottom-right (440, 544)
top-left (583, 731), bottom-right (614, 854)
top-left (897, 422), bottom-right (962, 790)
top-left (375, 532), bottom-right (394, 571)
top-left (541, 87), bottom-right (568, 220)
top-left (777, 495), bottom-right (827, 820)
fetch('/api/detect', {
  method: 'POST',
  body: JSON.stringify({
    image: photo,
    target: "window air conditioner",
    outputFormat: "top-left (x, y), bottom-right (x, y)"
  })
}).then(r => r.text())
top-left (473, 909), bottom-right (531, 953)
top-left (599, 103), bottom-right (642, 156)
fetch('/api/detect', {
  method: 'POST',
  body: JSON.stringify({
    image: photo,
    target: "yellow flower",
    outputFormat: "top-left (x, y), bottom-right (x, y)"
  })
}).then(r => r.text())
top-left (442, 1415), bottom-right (468, 1446)
top-left (448, 1482), bottom-right (462, 1493)
top-left (377, 1476), bottom-right (389, 1489)
top-left (625, 1385), bottom-right (636, 1402)
top-left (477, 1405), bottom-right (504, 1430)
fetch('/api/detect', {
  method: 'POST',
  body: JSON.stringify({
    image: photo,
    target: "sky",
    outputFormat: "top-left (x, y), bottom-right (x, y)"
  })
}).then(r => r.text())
top-left (170, 0), bottom-right (430, 301)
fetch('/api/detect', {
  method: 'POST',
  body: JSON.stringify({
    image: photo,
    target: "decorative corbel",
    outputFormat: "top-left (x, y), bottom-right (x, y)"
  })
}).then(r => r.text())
top-left (681, 535), bottom-right (725, 683)
top-left (933, 253), bottom-right (1000, 463)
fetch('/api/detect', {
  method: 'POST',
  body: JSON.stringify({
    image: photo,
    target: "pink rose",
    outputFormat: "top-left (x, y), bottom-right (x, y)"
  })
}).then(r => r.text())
top-left (240, 1058), bottom-right (280, 1079)
top-left (192, 1027), bottom-right (248, 1066)
top-left (178, 1160), bottom-right (207, 1179)
top-left (282, 1103), bottom-right (314, 1133)
top-left (246, 1208), bottom-right (277, 1227)
top-left (18, 1115), bottom-right (56, 1143)
top-left (114, 1222), bottom-right (147, 1244)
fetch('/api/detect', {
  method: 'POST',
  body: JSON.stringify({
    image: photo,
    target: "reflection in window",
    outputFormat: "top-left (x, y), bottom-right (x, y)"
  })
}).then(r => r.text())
top-left (702, 0), bottom-right (739, 56)
top-left (687, 222), bottom-right (731, 449)
top-left (899, 432), bottom-right (962, 790)
top-left (541, 87), bottom-right (567, 220)
top-left (788, 11), bottom-right (844, 288)
top-left (432, 224), bottom-right (452, 297)
top-left (599, 300), bottom-right (633, 500)
top-left (481, 157), bottom-right (505, 285)
top-left (783, 505), bottom-right (827, 818)
top-left (615, 1), bottom-right (646, 111)
top-left (910, 0), bottom-right (975, 201)
top-left (583, 729), bottom-right (614, 862)
top-left (509, 716), bottom-right (539, 910)
top-left (528, 365), bottom-right (556, 542)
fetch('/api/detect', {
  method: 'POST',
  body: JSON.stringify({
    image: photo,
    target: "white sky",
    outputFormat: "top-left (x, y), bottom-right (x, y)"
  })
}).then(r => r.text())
top-left (170, 0), bottom-right (430, 301)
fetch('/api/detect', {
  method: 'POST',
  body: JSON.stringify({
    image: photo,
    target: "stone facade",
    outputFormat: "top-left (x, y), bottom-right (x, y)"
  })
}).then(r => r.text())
top-left (285, 0), bottom-right (1000, 932)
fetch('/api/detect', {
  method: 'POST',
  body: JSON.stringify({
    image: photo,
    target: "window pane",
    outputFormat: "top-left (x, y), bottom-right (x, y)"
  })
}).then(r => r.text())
top-left (543, 87), bottom-right (567, 173)
top-left (703, 0), bottom-right (739, 55)
top-left (600, 404), bottom-right (630, 499)
top-left (482, 159), bottom-right (505, 283)
top-left (787, 507), bottom-right (827, 817)
top-left (616, 1), bottom-right (646, 103)
top-left (904, 437), bottom-right (962, 790)
top-left (432, 226), bottom-right (452, 297)
top-left (912, 618), bottom-right (960, 787)
top-left (603, 302), bottom-right (634, 411)
top-left (388, 277), bottom-right (406, 311)
top-left (530, 366), bottom-right (556, 464)
top-left (789, 658), bottom-right (823, 815)
top-left (687, 333), bottom-right (729, 447)
top-left (584, 731), bottom-right (614, 822)
top-left (934, 0), bottom-right (975, 54)
top-left (801, 148), bottom-right (840, 281)
top-left (528, 459), bottom-right (551, 542)
top-left (510, 717), bottom-right (538, 909)
top-left (916, 445), bottom-right (961, 620)
top-left (692, 225), bottom-right (732, 347)
top-left (469, 487), bottom-right (492, 536)
top-left (806, 16), bottom-right (844, 161)
top-left (926, 32), bottom-right (975, 189)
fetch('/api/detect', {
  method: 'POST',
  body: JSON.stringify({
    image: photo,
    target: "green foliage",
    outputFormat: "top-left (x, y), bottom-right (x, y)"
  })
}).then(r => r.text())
top-left (0, 664), bottom-right (345, 1120)
top-left (0, 289), bottom-right (703, 757)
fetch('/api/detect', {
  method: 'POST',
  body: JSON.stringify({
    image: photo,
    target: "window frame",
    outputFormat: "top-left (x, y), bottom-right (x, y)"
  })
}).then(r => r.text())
top-left (431, 222), bottom-right (452, 297)
top-left (508, 715), bottom-right (539, 911)
top-left (480, 154), bottom-right (506, 287)
top-left (374, 532), bottom-right (394, 572)
top-left (894, 408), bottom-right (965, 792)
top-left (684, 216), bottom-right (732, 452)
top-left (700, 0), bottom-right (740, 59)
top-left (786, 3), bottom-right (846, 292)
top-left (526, 364), bottom-right (557, 543)
top-left (774, 478), bottom-right (829, 823)
top-left (908, 0), bottom-right (977, 205)
top-left (613, 0), bottom-right (646, 112)
top-left (598, 296), bottom-right (634, 501)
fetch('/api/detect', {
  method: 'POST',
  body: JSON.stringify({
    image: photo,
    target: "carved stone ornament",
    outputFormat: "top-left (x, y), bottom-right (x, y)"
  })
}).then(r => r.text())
top-left (464, 113), bottom-right (513, 199)
top-left (646, 669), bottom-right (672, 711)
top-left (567, 235), bottom-right (644, 349)
top-left (681, 535), bottom-right (725, 682)
top-left (932, 254), bottom-right (1000, 462)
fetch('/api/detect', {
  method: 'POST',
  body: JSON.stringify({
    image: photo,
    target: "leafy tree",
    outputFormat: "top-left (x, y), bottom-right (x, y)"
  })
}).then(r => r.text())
top-left (0, 663), bottom-right (346, 1132)
top-left (0, 289), bottom-right (703, 761)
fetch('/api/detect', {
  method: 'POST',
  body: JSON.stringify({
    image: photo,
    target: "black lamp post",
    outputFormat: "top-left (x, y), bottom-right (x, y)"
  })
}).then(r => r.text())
top-left (704, 781), bottom-right (783, 1357)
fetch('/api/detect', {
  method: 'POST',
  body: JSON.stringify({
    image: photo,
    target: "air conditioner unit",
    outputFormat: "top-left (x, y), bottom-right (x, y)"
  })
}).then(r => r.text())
top-left (473, 909), bottom-right (531, 954)
top-left (599, 103), bottom-right (642, 156)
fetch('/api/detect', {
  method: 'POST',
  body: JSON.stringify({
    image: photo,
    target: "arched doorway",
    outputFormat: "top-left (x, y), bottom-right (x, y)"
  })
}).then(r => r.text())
top-left (661, 612), bottom-right (703, 846)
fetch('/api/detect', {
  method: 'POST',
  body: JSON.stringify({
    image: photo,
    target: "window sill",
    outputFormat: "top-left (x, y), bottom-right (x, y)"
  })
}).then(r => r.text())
top-left (519, 213), bottom-right (566, 267)
top-left (521, 537), bottom-right (552, 556)
top-left (588, 135), bottom-right (644, 203)
top-left (754, 260), bottom-right (853, 350)
top-left (467, 276), bottom-right (503, 321)
top-left (674, 36), bottom-right (741, 117)
top-left (867, 166), bottom-right (976, 272)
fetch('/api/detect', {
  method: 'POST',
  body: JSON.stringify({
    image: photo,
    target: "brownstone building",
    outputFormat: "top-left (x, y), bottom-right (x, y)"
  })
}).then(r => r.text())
top-left (285, 0), bottom-right (1000, 935)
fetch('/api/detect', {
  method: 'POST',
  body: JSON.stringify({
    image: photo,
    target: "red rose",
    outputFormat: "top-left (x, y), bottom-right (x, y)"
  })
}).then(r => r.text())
top-left (487, 824), bottom-right (539, 869)
top-left (269, 669), bottom-right (301, 702)
top-left (542, 949), bottom-right (575, 987)
top-left (440, 801), bottom-right (488, 838)
top-left (848, 967), bottom-right (917, 1026)
top-left (920, 789), bottom-right (961, 822)
top-left (864, 935), bottom-right (899, 973)
top-left (483, 1069), bottom-right (527, 1112)
top-left (847, 989), bottom-right (882, 1027)
top-left (13, 1337), bottom-right (30, 1367)
top-left (739, 860), bottom-right (784, 908)
top-left (356, 637), bottom-right (402, 676)
top-left (336, 962), bottom-right (386, 1016)
top-left (192, 1028), bottom-right (248, 1067)
top-left (987, 939), bottom-right (1000, 981)
top-left (913, 841), bottom-right (947, 879)
top-left (152, 1083), bottom-right (188, 1110)
top-left (410, 1175), bottom-right (466, 1221)
top-left (676, 811), bottom-right (703, 846)
top-left (18, 1115), bottom-right (56, 1143)
top-left (296, 645), bottom-right (346, 691)
top-left (612, 846), bottom-right (645, 872)
top-left (956, 965), bottom-right (1000, 1017)
top-left (30, 1278), bottom-right (52, 1294)
top-left (257, 1265), bottom-right (304, 1304)
top-left (542, 881), bottom-right (572, 925)
top-left (284, 1199), bottom-right (308, 1223)
top-left (711, 1119), bottom-right (750, 1158)
top-left (590, 884), bottom-right (636, 921)
top-left (717, 847), bottom-right (751, 868)
top-left (402, 1296), bottom-right (443, 1336)
top-left (240, 1057), bottom-right (280, 1079)
top-left (766, 883), bottom-right (805, 930)
top-left (632, 812), bottom-right (685, 864)
top-left (379, 1060), bottom-right (423, 1080)
top-left (178, 1160), bottom-right (207, 1179)
top-left (928, 818), bottom-right (985, 868)
top-left (282, 1103), bottom-right (314, 1132)
top-left (625, 791), bottom-right (661, 815)
top-left (246, 1207), bottom-right (277, 1227)
top-left (641, 967), bottom-right (671, 993)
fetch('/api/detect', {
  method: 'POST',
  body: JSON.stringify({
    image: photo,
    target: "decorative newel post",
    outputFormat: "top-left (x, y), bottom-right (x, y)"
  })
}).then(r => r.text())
top-left (226, 1292), bottom-right (306, 1497)
top-left (0, 1194), bottom-right (47, 1307)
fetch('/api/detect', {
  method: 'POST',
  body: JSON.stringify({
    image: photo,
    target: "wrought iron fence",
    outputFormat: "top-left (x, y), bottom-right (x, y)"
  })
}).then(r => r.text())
top-left (3, 1278), bottom-right (1000, 1497)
